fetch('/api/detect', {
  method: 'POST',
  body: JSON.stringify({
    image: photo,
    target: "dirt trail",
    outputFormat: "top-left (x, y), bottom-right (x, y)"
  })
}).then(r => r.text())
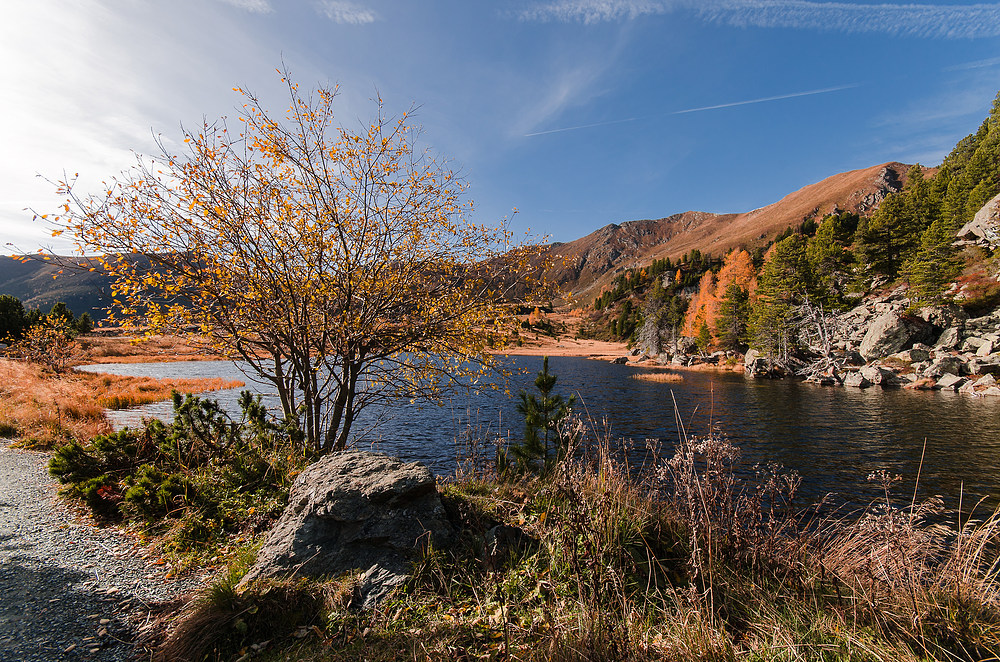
top-left (0, 440), bottom-right (202, 661)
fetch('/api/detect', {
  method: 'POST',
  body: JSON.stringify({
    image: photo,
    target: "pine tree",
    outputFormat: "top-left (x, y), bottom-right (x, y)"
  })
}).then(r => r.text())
top-left (903, 216), bottom-right (963, 305)
top-left (715, 283), bottom-right (751, 351)
top-left (855, 193), bottom-right (922, 279)
top-left (806, 214), bottom-right (855, 307)
top-left (750, 235), bottom-right (811, 359)
top-left (510, 357), bottom-right (576, 474)
top-left (696, 320), bottom-right (712, 353)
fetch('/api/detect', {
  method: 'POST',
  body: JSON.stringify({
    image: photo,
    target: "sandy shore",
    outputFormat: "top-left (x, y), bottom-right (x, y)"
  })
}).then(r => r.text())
top-left (499, 336), bottom-right (631, 361)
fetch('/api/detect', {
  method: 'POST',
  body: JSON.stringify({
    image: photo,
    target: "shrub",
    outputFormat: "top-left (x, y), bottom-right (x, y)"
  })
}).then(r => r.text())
top-left (49, 390), bottom-right (309, 554)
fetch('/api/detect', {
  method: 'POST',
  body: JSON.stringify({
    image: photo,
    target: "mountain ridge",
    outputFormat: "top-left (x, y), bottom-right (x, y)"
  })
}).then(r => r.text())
top-left (0, 161), bottom-right (925, 314)
top-left (545, 161), bottom-right (927, 301)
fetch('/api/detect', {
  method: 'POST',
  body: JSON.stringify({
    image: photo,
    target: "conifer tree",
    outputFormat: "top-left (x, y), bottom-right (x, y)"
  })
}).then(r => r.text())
top-left (715, 283), bottom-right (751, 351)
top-left (855, 193), bottom-right (922, 280)
top-left (806, 213), bottom-right (855, 307)
top-left (750, 235), bottom-right (811, 359)
top-left (511, 357), bottom-right (577, 474)
top-left (903, 216), bottom-right (963, 305)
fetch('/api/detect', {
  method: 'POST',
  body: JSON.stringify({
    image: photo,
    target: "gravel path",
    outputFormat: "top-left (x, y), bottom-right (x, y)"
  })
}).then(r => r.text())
top-left (0, 440), bottom-right (206, 661)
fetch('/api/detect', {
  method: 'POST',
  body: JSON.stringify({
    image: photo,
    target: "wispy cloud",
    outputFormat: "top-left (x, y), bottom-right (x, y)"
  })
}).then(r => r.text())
top-left (315, 1), bottom-right (378, 24)
top-left (217, 0), bottom-right (273, 14)
top-left (525, 84), bottom-right (856, 136)
top-left (519, 0), bottom-right (1000, 39)
top-left (519, 0), bottom-right (678, 23)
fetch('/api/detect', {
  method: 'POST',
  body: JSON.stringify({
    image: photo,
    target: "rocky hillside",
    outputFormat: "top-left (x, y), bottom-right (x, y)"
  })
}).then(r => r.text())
top-left (547, 161), bottom-right (923, 301)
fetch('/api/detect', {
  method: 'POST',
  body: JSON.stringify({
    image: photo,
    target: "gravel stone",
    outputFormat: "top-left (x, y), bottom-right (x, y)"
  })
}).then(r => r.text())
top-left (0, 439), bottom-right (205, 661)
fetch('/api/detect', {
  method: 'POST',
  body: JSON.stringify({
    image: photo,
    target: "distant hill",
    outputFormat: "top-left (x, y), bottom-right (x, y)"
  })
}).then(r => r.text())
top-left (546, 161), bottom-right (927, 301)
top-left (0, 255), bottom-right (110, 318)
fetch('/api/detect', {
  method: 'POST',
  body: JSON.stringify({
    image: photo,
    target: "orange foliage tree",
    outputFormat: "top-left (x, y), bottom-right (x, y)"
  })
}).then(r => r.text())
top-left (681, 249), bottom-right (757, 345)
top-left (49, 73), bottom-right (540, 453)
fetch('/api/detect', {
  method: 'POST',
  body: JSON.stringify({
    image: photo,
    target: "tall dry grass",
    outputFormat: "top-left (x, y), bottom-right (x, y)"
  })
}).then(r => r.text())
top-left (156, 412), bottom-right (1000, 661)
top-left (0, 359), bottom-right (243, 448)
top-left (630, 371), bottom-right (683, 383)
top-left (75, 333), bottom-right (222, 364)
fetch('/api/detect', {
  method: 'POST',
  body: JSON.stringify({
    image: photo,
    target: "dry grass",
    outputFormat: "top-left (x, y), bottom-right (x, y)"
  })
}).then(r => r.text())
top-left (75, 333), bottom-right (222, 364)
top-left (630, 370), bottom-right (683, 383)
top-left (0, 359), bottom-right (243, 448)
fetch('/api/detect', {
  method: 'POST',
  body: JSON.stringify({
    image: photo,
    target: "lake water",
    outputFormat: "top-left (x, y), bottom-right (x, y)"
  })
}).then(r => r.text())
top-left (77, 357), bottom-right (1000, 512)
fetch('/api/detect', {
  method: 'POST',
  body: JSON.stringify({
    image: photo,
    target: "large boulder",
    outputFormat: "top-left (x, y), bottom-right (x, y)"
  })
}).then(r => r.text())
top-left (240, 451), bottom-right (454, 607)
top-left (934, 327), bottom-right (963, 351)
top-left (957, 192), bottom-right (1000, 250)
top-left (858, 311), bottom-right (937, 360)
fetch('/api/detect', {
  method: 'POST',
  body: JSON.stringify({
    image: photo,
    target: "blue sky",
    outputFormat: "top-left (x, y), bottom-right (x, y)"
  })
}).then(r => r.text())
top-left (3, 0), bottom-right (1000, 252)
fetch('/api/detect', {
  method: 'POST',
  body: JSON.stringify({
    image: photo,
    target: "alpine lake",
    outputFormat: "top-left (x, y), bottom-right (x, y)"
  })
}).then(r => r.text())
top-left (78, 356), bottom-right (1000, 516)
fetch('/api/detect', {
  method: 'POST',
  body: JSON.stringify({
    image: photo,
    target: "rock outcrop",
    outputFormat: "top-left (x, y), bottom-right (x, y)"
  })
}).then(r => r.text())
top-left (957, 192), bottom-right (1000, 250)
top-left (858, 311), bottom-right (936, 360)
top-left (240, 451), bottom-right (454, 607)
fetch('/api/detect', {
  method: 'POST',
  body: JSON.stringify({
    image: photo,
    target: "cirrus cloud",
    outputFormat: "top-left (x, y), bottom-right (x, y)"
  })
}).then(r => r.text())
top-left (518, 0), bottom-right (1000, 39)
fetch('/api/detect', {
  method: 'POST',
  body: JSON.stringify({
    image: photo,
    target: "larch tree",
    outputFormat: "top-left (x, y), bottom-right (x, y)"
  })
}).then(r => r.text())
top-left (682, 270), bottom-right (715, 338)
top-left (49, 73), bottom-right (542, 454)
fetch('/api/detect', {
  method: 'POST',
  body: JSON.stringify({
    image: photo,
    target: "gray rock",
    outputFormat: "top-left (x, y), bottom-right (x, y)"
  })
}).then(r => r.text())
top-left (889, 347), bottom-right (930, 363)
top-left (977, 340), bottom-right (995, 357)
top-left (917, 304), bottom-right (968, 329)
top-left (961, 336), bottom-right (988, 353)
top-left (967, 313), bottom-right (1000, 332)
top-left (981, 386), bottom-right (1000, 397)
top-left (980, 352), bottom-right (1000, 365)
top-left (934, 327), bottom-right (963, 351)
top-left (974, 373), bottom-right (998, 388)
top-left (860, 365), bottom-right (897, 386)
top-left (859, 312), bottom-right (937, 360)
top-left (957, 192), bottom-right (1000, 250)
top-left (842, 350), bottom-right (866, 366)
top-left (677, 336), bottom-right (698, 354)
top-left (922, 355), bottom-right (966, 378)
top-left (843, 371), bottom-right (871, 388)
top-left (610, 356), bottom-right (628, 365)
top-left (936, 374), bottom-right (966, 391)
top-left (240, 451), bottom-right (454, 607)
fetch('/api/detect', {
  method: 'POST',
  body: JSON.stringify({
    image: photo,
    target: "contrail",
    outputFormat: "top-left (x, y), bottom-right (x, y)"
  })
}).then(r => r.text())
top-left (524, 116), bottom-right (641, 137)
top-left (524, 83), bottom-right (857, 137)
top-left (671, 83), bottom-right (860, 114)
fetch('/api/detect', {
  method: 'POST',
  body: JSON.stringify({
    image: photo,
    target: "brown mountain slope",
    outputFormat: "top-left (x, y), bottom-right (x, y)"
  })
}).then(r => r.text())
top-left (544, 211), bottom-right (736, 298)
top-left (0, 255), bottom-right (110, 317)
top-left (549, 161), bottom-right (924, 301)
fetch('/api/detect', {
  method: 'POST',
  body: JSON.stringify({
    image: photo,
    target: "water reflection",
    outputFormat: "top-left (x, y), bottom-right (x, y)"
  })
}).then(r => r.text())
top-left (78, 356), bottom-right (1000, 510)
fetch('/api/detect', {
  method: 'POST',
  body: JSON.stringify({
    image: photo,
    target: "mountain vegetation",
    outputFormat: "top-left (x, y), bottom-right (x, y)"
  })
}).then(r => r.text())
top-left (583, 92), bottom-right (1000, 360)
